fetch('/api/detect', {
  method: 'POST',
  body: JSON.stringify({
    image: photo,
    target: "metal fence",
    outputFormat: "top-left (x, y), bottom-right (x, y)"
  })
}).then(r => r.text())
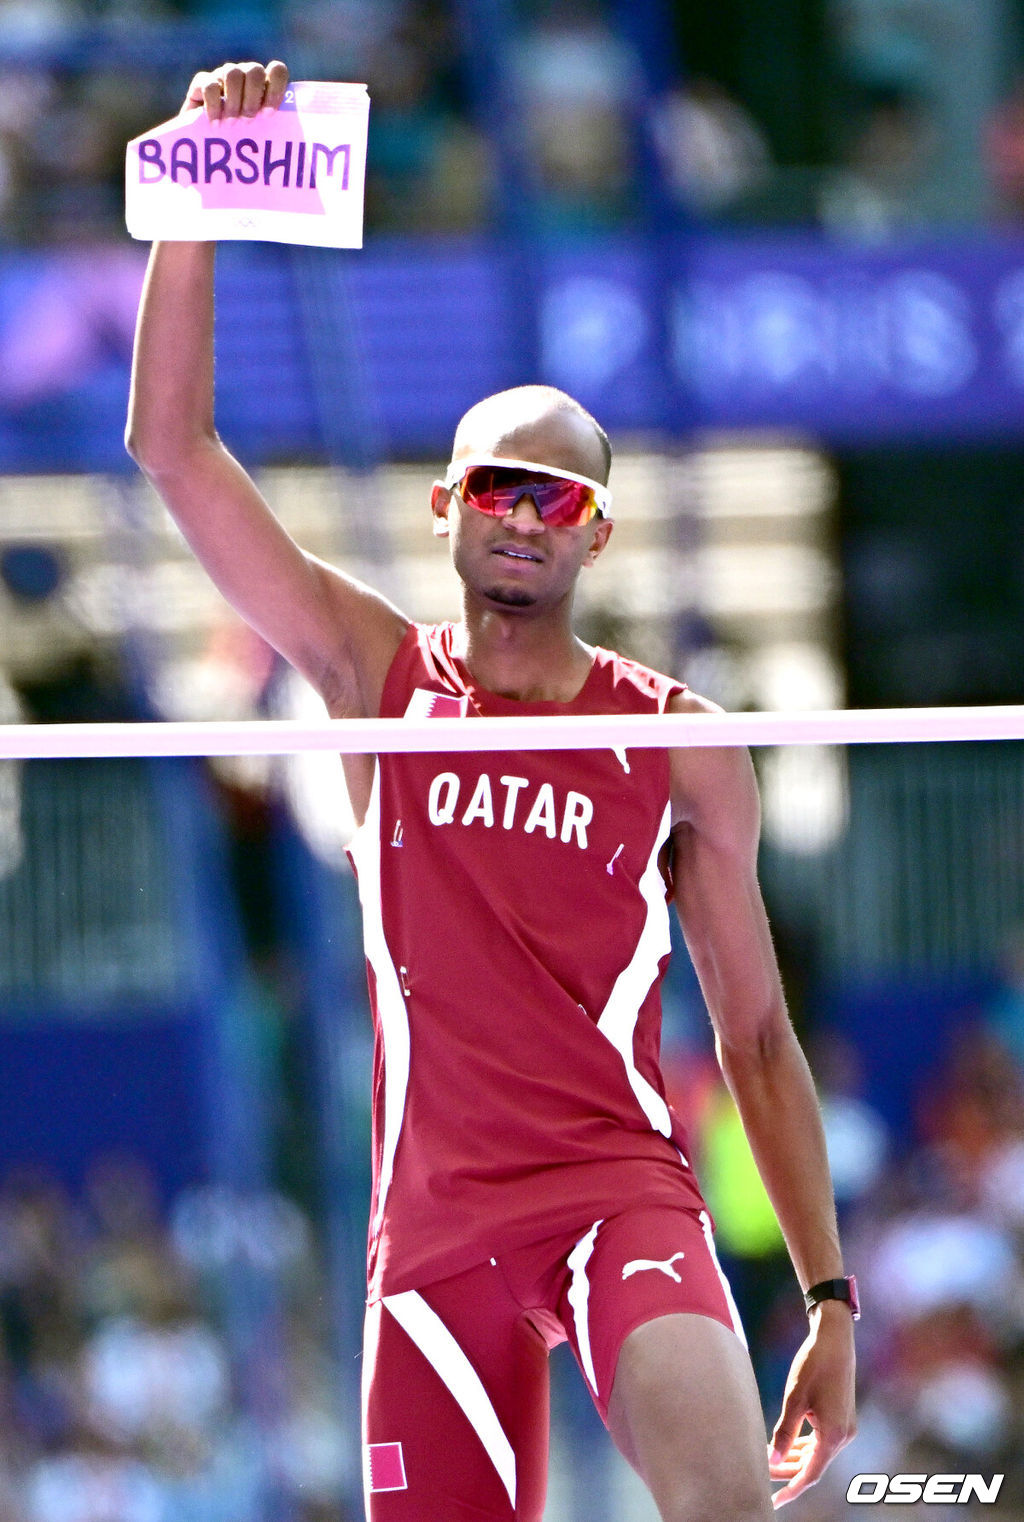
top-left (0, 757), bottom-right (183, 1008)
top-left (764, 741), bottom-right (1024, 978)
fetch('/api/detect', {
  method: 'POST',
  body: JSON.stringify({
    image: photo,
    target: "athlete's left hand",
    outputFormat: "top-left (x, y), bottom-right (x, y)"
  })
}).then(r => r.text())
top-left (767, 1303), bottom-right (856, 1508)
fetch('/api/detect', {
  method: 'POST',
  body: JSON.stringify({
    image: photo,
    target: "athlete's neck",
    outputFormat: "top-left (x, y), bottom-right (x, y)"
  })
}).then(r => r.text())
top-left (455, 609), bottom-right (593, 703)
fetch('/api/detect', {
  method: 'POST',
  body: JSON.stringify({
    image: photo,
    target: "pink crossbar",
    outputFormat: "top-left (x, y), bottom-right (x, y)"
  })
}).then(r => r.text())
top-left (0, 706), bottom-right (1023, 760)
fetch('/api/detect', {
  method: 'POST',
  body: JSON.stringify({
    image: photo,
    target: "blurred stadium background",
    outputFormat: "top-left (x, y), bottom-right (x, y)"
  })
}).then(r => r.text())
top-left (2, 1), bottom-right (1024, 1517)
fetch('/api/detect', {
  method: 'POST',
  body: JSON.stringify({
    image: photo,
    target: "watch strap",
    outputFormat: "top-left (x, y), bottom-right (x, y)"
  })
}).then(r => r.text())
top-left (804, 1274), bottom-right (860, 1320)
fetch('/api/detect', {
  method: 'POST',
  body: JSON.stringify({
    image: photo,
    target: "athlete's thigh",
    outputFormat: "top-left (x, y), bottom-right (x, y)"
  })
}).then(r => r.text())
top-left (557, 1205), bottom-right (772, 1520)
top-left (609, 1314), bottom-right (772, 1521)
top-left (557, 1204), bottom-right (744, 1421)
top-left (362, 1261), bottom-right (550, 1522)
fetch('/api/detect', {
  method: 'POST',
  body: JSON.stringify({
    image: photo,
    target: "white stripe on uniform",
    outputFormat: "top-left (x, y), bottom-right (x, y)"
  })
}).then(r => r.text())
top-left (348, 766), bottom-right (411, 1238)
top-left (699, 1209), bottom-right (748, 1348)
top-left (596, 803), bottom-right (674, 1138)
top-left (566, 1219), bottom-right (603, 1396)
top-left (382, 1290), bottom-right (517, 1508)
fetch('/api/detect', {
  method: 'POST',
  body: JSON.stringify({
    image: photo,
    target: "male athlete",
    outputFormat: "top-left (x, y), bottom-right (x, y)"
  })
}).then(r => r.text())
top-left (127, 60), bottom-right (856, 1522)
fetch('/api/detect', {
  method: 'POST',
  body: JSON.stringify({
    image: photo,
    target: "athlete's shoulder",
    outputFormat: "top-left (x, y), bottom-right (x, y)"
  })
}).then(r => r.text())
top-left (590, 644), bottom-right (687, 712)
top-left (380, 621), bottom-right (465, 717)
top-left (667, 686), bottom-right (719, 717)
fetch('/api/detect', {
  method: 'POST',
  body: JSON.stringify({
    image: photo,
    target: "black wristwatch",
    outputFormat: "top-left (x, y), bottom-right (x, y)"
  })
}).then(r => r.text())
top-left (804, 1275), bottom-right (860, 1320)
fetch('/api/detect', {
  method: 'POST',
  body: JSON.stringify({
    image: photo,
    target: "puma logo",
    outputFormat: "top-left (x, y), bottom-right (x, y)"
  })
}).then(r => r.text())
top-left (621, 1252), bottom-right (686, 1283)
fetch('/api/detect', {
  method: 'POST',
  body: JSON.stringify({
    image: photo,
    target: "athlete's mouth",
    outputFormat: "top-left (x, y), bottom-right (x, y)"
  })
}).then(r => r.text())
top-left (493, 545), bottom-right (543, 564)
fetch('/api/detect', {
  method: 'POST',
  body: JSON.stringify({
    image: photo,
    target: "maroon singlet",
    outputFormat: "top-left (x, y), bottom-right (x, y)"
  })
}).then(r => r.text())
top-left (347, 623), bottom-right (709, 1300)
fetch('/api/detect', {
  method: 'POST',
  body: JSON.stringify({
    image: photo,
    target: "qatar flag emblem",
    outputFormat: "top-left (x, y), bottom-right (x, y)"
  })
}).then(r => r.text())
top-left (366, 1441), bottom-right (408, 1493)
top-left (404, 688), bottom-right (470, 720)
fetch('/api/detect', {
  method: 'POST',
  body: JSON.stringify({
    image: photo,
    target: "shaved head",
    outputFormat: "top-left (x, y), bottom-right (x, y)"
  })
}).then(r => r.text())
top-left (452, 385), bottom-right (612, 485)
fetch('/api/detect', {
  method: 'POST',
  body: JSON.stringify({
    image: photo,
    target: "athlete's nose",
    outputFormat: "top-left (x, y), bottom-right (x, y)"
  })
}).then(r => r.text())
top-left (500, 492), bottom-right (545, 532)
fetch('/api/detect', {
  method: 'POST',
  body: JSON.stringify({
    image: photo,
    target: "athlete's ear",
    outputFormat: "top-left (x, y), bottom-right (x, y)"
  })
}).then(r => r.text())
top-left (582, 515), bottom-right (613, 567)
top-left (430, 482), bottom-right (451, 538)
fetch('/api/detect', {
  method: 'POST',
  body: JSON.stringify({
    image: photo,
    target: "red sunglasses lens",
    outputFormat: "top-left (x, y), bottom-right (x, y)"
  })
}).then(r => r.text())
top-left (458, 468), bottom-right (598, 527)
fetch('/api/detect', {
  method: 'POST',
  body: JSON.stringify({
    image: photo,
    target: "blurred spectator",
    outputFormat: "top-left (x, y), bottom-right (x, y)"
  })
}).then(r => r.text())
top-left (170, 1182), bottom-right (313, 1285)
top-left (282, 0), bottom-right (412, 82)
top-left (512, 0), bottom-right (641, 231)
top-left (819, 73), bottom-right (940, 237)
top-left (652, 76), bottom-right (771, 220)
top-left (284, 0), bottom-right (491, 233)
top-left (985, 75), bottom-right (1024, 221)
top-left (0, 52), bottom-right (172, 247)
top-left (82, 1313), bottom-right (230, 1444)
top-left (845, 1025), bottom-right (1024, 1502)
top-left (810, 1029), bottom-right (891, 1218)
top-left (0, 65), bottom-right (56, 240)
top-left (365, 64), bottom-right (491, 233)
top-left (985, 924), bottom-right (1024, 1071)
top-left (0, 0), bottom-right (79, 45)
top-left (857, 1204), bottom-right (1022, 1495)
top-left (865, 1195), bottom-right (1022, 1325)
top-left (917, 1024), bottom-right (1024, 1198)
top-left (0, 1158), bottom-right (355, 1522)
top-left (78, 1155), bottom-right (192, 1324)
top-left (0, 1170), bottom-right (81, 1381)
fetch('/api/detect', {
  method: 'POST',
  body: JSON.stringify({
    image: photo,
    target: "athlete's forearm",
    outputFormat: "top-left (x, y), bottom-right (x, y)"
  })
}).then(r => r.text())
top-left (671, 744), bottom-right (846, 1293)
top-left (126, 240), bottom-right (217, 477)
top-left (716, 1019), bottom-right (844, 1292)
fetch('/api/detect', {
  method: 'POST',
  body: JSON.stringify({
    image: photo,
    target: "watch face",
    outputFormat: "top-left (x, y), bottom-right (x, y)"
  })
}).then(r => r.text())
top-left (847, 1274), bottom-right (861, 1319)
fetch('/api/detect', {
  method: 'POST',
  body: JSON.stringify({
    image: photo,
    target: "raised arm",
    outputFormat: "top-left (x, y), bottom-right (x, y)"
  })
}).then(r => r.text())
top-left (669, 691), bottom-right (856, 1507)
top-left (125, 61), bottom-right (408, 719)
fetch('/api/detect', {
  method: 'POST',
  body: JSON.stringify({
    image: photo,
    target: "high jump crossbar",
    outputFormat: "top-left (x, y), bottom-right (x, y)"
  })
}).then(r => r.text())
top-left (1, 706), bottom-right (1023, 760)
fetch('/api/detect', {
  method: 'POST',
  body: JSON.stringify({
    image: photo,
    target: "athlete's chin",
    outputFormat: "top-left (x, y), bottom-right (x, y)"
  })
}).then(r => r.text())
top-left (481, 585), bottom-right (538, 610)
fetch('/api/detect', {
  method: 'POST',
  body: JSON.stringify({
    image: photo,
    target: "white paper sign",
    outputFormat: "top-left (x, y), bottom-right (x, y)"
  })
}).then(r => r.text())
top-left (125, 81), bottom-right (369, 247)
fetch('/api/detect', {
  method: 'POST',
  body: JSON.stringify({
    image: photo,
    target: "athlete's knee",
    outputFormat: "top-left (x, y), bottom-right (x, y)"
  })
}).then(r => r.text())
top-left (653, 1477), bottom-right (772, 1522)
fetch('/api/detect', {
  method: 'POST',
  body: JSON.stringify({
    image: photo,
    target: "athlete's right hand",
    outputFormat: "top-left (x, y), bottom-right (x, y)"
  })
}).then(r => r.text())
top-left (181, 60), bottom-right (290, 121)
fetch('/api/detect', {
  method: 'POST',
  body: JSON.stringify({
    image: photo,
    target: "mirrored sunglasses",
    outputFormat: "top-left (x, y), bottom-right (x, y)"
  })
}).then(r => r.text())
top-left (443, 455), bottom-right (611, 528)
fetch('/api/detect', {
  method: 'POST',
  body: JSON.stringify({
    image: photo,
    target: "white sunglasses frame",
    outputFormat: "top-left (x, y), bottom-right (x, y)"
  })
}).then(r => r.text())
top-left (442, 454), bottom-right (613, 518)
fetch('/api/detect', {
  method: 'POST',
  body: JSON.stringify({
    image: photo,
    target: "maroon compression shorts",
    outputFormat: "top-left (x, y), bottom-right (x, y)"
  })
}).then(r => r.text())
top-left (361, 1203), bottom-right (745, 1521)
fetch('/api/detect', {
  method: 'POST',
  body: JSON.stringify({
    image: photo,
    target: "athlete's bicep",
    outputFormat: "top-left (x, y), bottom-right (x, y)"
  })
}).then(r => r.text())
top-left (669, 707), bottom-right (785, 1048)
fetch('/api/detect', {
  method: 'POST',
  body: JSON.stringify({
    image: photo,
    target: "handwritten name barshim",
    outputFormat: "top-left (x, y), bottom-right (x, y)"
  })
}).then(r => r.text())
top-left (137, 138), bottom-right (351, 189)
